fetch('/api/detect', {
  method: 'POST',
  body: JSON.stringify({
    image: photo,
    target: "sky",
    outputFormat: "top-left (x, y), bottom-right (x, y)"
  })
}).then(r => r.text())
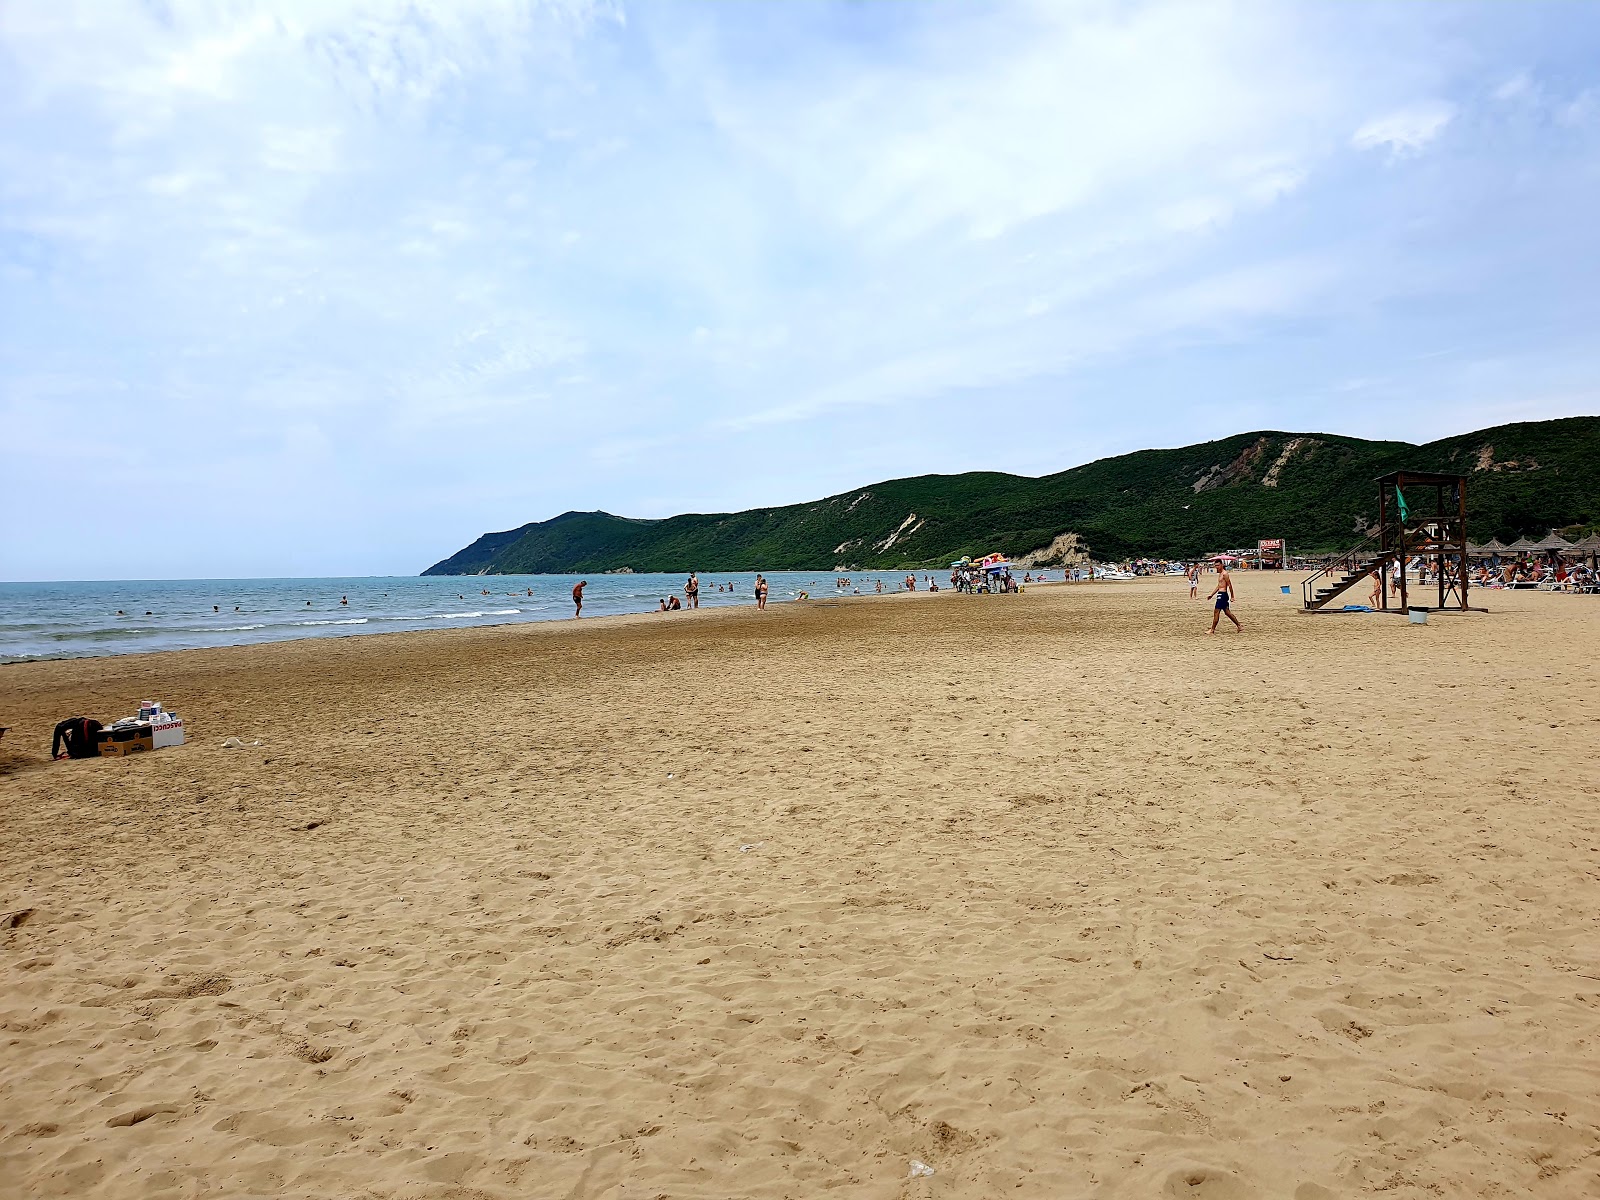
top-left (3, 1), bottom-right (1599, 581)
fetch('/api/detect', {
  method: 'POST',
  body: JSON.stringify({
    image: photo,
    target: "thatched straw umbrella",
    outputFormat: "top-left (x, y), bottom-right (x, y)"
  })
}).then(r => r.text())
top-left (1528, 533), bottom-right (1578, 573)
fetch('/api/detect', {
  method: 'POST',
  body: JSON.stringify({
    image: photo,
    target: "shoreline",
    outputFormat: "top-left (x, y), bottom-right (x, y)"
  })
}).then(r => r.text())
top-left (0, 581), bottom-right (952, 675)
top-left (0, 570), bottom-right (967, 669)
top-left (0, 571), bottom-right (1179, 671)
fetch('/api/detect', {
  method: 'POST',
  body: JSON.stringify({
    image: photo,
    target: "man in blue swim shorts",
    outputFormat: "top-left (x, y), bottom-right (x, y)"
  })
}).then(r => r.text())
top-left (1208, 562), bottom-right (1241, 633)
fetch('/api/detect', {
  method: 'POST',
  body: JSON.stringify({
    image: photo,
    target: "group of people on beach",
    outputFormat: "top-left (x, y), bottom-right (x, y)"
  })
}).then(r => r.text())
top-left (950, 565), bottom-right (1018, 593)
top-left (570, 572), bottom-right (771, 618)
top-left (1473, 556), bottom-right (1598, 592)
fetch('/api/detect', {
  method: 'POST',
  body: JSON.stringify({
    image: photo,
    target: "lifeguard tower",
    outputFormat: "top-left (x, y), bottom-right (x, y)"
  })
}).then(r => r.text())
top-left (1303, 471), bottom-right (1471, 611)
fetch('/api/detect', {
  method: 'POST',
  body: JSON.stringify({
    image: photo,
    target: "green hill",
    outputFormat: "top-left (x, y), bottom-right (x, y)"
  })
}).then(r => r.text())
top-left (422, 416), bottom-right (1600, 574)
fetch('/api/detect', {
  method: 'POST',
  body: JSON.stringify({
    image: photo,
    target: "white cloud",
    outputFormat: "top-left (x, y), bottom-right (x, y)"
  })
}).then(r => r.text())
top-left (1494, 74), bottom-right (1531, 102)
top-left (700, 2), bottom-right (1329, 245)
top-left (1351, 100), bottom-right (1457, 157)
top-left (1560, 89), bottom-right (1596, 127)
top-left (3, 1), bottom-right (1599, 578)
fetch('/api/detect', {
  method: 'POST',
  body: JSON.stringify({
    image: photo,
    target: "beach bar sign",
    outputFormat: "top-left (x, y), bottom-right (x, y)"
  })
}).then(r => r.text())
top-left (1258, 537), bottom-right (1286, 568)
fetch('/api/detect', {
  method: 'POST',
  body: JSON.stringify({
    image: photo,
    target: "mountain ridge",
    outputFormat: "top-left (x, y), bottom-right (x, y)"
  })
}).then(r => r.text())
top-left (423, 416), bottom-right (1600, 574)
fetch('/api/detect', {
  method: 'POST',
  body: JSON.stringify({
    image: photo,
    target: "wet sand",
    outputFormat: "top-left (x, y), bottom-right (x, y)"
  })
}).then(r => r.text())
top-left (3, 574), bottom-right (1599, 1198)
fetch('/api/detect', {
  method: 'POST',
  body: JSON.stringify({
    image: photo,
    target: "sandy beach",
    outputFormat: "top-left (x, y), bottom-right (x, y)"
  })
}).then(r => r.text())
top-left (3, 573), bottom-right (1599, 1199)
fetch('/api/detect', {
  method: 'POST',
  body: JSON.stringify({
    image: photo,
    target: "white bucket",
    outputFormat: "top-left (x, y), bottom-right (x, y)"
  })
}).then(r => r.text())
top-left (1408, 607), bottom-right (1428, 625)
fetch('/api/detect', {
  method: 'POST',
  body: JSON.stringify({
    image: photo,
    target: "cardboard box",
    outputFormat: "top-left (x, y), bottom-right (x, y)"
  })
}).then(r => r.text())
top-left (151, 717), bottom-right (185, 749)
top-left (100, 734), bottom-right (153, 757)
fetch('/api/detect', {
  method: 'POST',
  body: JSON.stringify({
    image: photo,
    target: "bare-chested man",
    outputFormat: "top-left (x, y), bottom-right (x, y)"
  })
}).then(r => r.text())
top-left (685, 572), bottom-right (699, 609)
top-left (572, 580), bottom-right (587, 617)
top-left (1208, 563), bottom-right (1240, 633)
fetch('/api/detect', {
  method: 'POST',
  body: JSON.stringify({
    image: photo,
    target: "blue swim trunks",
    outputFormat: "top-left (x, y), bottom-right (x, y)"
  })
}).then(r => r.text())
top-left (1215, 593), bottom-right (1230, 610)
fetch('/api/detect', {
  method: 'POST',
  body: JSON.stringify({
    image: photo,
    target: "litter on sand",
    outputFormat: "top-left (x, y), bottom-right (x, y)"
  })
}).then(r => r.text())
top-left (221, 737), bottom-right (263, 749)
top-left (739, 841), bottom-right (765, 853)
top-left (909, 1160), bottom-right (936, 1178)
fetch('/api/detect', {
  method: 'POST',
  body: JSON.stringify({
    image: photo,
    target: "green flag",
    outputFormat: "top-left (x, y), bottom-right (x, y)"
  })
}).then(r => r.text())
top-left (1395, 487), bottom-right (1409, 522)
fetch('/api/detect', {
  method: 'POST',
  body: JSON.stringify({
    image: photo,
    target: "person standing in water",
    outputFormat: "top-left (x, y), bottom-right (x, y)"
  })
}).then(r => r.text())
top-left (685, 572), bottom-right (700, 609)
top-left (754, 574), bottom-right (769, 610)
top-left (1208, 563), bottom-right (1240, 633)
top-left (572, 580), bottom-right (587, 617)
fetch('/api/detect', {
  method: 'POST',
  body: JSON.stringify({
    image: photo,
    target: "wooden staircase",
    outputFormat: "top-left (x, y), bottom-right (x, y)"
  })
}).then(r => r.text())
top-left (1302, 532), bottom-right (1393, 610)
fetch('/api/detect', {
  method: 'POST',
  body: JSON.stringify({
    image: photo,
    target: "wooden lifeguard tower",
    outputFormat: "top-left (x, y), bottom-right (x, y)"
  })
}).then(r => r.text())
top-left (1303, 470), bottom-right (1471, 611)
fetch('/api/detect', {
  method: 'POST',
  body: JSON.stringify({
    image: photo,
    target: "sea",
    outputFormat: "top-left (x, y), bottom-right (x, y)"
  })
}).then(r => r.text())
top-left (0, 571), bottom-right (934, 665)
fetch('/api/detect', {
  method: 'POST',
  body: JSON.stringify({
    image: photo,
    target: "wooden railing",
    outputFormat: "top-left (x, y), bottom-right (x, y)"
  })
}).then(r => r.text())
top-left (1301, 530), bottom-right (1384, 609)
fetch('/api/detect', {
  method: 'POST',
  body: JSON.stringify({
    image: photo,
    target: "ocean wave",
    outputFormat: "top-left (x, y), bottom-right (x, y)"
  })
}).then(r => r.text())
top-left (216, 624), bottom-right (266, 631)
top-left (441, 611), bottom-right (485, 619)
top-left (297, 618), bottom-right (369, 626)
top-left (48, 627), bottom-right (154, 640)
top-left (486, 608), bottom-right (521, 615)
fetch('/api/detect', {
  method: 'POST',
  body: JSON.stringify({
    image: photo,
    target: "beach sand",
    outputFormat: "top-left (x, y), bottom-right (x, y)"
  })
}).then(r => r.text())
top-left (3, 574), bottom-right (1599, 1198)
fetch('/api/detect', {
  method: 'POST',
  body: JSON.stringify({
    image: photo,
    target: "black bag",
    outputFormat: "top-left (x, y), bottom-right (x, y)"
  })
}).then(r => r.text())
top-left (52, 717), bottom-right (104, 760)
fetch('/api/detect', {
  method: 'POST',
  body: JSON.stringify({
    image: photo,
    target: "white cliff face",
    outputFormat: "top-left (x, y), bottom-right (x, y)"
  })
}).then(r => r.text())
top-left (875, 513), bottom-right (924, 553)
top-left (1262, 437), bottom-right (1313, 488)
top-left (1012, 531), bottom-right (1088, 568)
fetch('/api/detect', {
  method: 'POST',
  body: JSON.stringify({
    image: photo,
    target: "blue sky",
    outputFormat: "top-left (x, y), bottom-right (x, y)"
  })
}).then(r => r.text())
top-left (2, 1), bottom-right (1599, 580)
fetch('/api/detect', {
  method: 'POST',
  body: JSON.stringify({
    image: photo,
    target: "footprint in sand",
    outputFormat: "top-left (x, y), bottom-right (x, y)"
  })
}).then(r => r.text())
top-left (105, 1104), bottom-right (181, 1128)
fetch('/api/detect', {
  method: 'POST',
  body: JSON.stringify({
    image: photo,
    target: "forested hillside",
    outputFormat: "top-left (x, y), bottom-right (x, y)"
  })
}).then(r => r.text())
top-left (424, 417), bottom-right (1600, 574)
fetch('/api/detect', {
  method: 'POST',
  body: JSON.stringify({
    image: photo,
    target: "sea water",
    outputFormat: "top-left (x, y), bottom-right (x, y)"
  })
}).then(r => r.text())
top-left (0, 572), bottom-right (933, 664)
